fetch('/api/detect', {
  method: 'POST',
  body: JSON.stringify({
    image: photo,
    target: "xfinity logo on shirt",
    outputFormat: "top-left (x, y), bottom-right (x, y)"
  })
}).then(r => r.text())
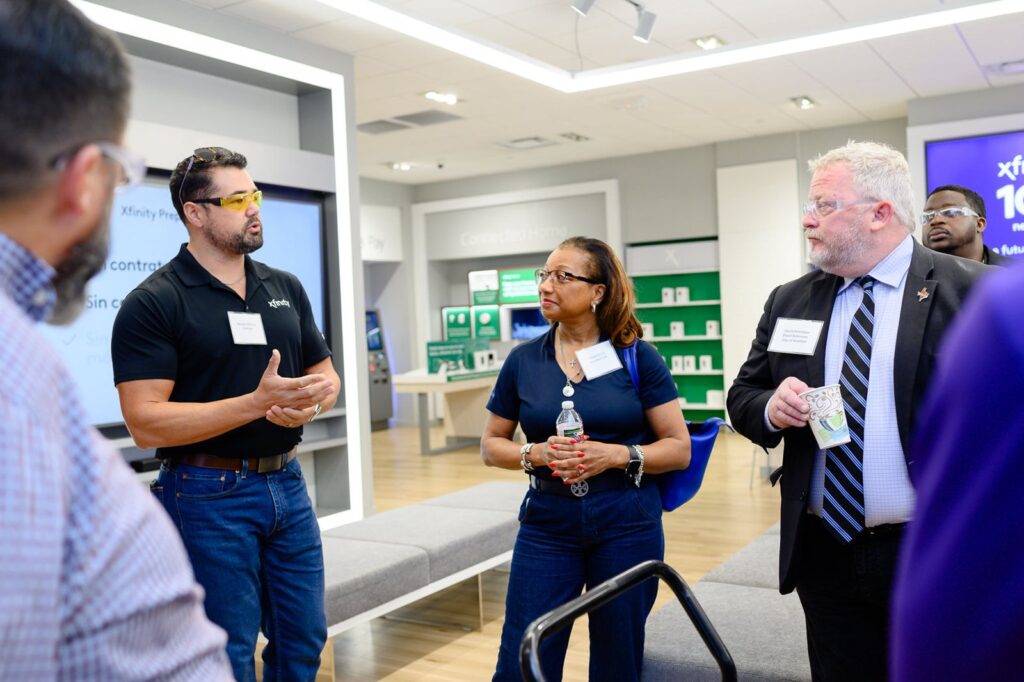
top-left (268, 299), bottom-right (291, 309)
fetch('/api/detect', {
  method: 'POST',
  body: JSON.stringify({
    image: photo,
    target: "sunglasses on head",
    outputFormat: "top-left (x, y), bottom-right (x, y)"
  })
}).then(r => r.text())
top-left (177, 146), bottom-right (234, 207)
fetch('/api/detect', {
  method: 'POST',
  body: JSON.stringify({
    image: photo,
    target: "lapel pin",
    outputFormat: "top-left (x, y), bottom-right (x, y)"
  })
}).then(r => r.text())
top-left (917, 287), bottom-right (929, 302)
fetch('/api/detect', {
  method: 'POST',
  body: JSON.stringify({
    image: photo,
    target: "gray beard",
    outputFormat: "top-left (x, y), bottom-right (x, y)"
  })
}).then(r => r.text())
top-left (48, 214), bottom-right (111, 326)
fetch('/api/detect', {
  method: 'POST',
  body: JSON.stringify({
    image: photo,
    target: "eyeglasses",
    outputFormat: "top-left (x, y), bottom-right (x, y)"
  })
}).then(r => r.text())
top-left (51, 141), bottom-right (146, 192)
top-left (177, 146), bottom-right (232, 206)
top-left (534, 268), bottom-right (601, 286)
top-left (919, 206), bottom-right (979, 225)
top-left (190, 190), bottom-right (263, 212)
top-left (802, 199), bottom-right (877, 219)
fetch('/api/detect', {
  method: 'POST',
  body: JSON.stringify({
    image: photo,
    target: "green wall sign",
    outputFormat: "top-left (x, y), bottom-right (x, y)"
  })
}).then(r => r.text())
top-left (442, 306), bottom-right (471, 340)
top-left (499, 268), bottom-right (540, 304)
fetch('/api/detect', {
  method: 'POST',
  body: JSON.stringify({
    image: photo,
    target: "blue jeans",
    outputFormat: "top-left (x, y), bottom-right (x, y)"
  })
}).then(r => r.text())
top-left (153, 457), bottom-right (326, 682)
top-left (493, 482), bottom-right (665, 682)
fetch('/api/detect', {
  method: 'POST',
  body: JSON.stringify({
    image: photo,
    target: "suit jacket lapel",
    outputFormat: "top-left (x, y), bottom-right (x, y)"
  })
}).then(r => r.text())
top-left (894, 242), bottom-right (937, 454)
top-left (804, 272), bottom-right (841, 388)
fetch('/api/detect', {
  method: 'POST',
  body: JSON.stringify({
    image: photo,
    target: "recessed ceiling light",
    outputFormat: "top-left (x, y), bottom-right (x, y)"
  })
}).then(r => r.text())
top-left (986, 59), bottom-right (1024, 74)
top-left (790, 95), bottom-right (817, 110)
top-left (423, 90), bottom-right (459, 105)
top-left (389, 162), bottom-right (414, 171)
top-left (693, 35), bottom-right (726, 51)
top-left (559, 132), bottom-right (590, 142)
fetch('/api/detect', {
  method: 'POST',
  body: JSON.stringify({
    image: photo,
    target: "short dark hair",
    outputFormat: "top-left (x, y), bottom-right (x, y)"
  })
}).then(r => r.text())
top-left (928, 184), bottom-right (986, 219)
top-left (0, 0), bottom-right (130, 198)
top-left (558, 236), bottom-right (643, 348)
top-left (169, 147), bottom-right (248, 224)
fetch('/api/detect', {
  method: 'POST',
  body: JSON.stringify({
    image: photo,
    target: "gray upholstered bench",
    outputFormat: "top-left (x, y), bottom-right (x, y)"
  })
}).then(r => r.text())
top-left (642, 523), bottom-right (811, 681)
top-left (322, 481), bottom-right (526, 637)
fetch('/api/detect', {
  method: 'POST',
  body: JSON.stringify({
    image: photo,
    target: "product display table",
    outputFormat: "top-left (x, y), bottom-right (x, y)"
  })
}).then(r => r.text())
top-left (393, 368), bottom-right (500, 455)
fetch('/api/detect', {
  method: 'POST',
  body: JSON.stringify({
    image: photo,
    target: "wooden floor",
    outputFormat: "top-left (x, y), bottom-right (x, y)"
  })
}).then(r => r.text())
top-left (327, 425), bottom-right (781, 681)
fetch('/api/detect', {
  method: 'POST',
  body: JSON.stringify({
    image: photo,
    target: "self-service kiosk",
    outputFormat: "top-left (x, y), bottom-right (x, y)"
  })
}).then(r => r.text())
top-left (366, 308), bottom-right (393, 430)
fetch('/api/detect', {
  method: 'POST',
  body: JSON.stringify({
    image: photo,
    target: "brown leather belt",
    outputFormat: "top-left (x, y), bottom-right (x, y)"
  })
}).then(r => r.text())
top-left (174, 448), bottom-right (296, 473)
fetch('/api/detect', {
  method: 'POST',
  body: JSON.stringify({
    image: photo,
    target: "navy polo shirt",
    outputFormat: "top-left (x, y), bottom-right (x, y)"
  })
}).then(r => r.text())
top-left (111, 243), bottom-right (331, 459)
top-left (487, 324), bottom-right (678, 481)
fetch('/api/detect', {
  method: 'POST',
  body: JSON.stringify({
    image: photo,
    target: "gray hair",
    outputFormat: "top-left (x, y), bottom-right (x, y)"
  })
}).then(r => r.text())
top-left (809, 141), bottom-right (915, 232)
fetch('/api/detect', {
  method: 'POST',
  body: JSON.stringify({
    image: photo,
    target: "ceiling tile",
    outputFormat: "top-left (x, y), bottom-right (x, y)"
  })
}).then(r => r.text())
top-left (685, 0), bottom-right (843, 41)
top-left (869, 26), bottom-right (988, 97)
top-left (957, 13), bottom-right (1024, 68)
top-left (218, 0), bottom-right (346, 33)
top-left (355, 38), bottom-right (460, 69)
top-left (291, 17), bottom-right (401, 53)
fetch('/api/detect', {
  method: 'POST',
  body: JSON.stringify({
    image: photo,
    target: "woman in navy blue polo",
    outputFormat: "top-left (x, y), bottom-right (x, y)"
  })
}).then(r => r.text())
top-left (482, 236), bottom-right (691, 682)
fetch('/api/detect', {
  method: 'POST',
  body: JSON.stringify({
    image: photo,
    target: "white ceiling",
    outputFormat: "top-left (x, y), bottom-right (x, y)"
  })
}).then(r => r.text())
top-left (184, 0), bottom-right (1024, 184)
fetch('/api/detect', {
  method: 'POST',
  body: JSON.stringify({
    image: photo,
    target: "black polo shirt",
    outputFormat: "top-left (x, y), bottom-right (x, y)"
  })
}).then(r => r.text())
top-left (111, 243), bottom-right (332, 459)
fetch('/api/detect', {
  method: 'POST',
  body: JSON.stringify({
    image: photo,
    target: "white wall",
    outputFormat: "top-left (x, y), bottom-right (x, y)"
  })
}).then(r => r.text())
top-left (717, 160), bottom-right (806, 408)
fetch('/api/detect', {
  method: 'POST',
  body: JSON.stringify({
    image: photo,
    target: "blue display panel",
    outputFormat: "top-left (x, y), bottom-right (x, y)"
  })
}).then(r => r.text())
top-left (37, 182), bottom-right (326, 426)
top-left (925, 129), bottom-right (1024, 260)
top-left (510, 306), bottom-right (549, 340)
top-left (366, 309), bottom-right (382, 351)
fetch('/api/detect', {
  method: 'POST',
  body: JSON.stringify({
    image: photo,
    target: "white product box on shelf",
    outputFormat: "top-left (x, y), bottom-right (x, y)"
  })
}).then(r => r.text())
top-left (671, 355), bottom-right (684, 372)
top-left (675, 286), bottom-right (690, 303)
top-left (641, 322), bottom-right (654, 338)
top-left (706, 320), bottom-right (721, 336)
top-left (683, 355), bottom-right (696, 372)
top-left (699, 355), bottom-right (713, 371)
top-left (661, 287), bottom-right (675, 304)
top-left (706, 390), bottom-right (724, 407)
top-left (670, 321), bottom-right (685, 338)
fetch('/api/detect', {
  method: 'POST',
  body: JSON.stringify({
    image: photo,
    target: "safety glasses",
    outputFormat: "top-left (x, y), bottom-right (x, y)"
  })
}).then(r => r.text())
top-left (190, 190), bottom-right (263, 212)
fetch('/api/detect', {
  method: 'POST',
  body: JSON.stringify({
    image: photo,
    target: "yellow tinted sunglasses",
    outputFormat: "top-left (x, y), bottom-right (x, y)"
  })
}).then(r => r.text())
top-left (192, 190), bottom-right (263, 212)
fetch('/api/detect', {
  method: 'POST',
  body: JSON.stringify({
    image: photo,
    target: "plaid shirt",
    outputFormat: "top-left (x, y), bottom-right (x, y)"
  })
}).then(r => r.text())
top-left (0, 233), bottom-right (231, 680)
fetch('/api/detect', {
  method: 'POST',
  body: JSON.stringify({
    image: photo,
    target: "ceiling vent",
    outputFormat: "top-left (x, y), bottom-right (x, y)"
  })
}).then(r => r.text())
top-left (499, 136), bottom-right (557, 150)
top-left (357, 109), bottom-right (463, 135)
top-left (559, 132), bottom-right (590, 142)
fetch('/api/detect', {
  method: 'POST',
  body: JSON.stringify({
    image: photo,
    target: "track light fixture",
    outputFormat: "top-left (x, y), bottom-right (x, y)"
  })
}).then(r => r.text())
top-left (623, 0), bottom-right (657, 43)
top-left (571, 0), bottom-right (597, 16)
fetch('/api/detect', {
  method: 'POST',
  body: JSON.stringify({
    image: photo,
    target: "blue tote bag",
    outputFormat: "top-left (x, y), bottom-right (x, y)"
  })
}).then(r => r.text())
top-left (621, 343), bottom-right (727, 511)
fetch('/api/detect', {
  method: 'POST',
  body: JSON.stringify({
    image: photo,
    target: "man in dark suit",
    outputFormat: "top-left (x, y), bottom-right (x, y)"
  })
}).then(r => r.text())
top-left (922, 184), bottom-right (1011, 266)
top-left (728, 141), bottom-right (987, 681)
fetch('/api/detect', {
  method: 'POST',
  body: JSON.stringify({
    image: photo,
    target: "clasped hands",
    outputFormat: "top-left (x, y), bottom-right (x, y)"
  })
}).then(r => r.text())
top-left (252, 349), bottom-right (335, 429)
top-left (542, 434), bottom-right (629, 485)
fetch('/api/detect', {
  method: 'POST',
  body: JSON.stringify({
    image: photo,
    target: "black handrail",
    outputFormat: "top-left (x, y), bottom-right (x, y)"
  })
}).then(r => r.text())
top-left (519, 559), bottom-right (737, 682)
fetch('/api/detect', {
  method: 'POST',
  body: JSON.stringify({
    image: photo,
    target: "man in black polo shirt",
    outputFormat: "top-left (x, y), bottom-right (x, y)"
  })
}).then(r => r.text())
top-left (111, 147), bottom-right (340, 682)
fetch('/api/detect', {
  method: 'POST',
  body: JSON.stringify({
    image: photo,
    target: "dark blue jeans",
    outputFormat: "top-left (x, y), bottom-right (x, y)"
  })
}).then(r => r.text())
top-left (493, 481), bottom-right (664, 682)
top-left (153, 457), bottom-right (326, 682)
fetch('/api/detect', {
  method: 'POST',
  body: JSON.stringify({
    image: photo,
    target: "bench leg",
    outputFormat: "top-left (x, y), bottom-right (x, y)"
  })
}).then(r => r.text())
top-left (380, 574), bottom-right (488, 632)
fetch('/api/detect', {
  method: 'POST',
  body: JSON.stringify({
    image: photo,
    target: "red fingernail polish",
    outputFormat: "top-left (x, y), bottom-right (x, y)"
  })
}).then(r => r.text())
top-left (562, 479), bottom-right (570, 485)
top-left (548, 461), bottom-right (556, 468)
top-left (577, 464), bottom-right (585, 471)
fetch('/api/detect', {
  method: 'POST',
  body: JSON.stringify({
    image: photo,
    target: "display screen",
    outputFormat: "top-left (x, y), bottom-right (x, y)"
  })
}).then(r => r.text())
top-left (510, 306), bottom-right (549, 340)
top-left (366, 309), bottom-right (382, 351)
top-left (925, 129), bottom-right (1024, 260)
top-left (37, 180), bottom-right (326, 426)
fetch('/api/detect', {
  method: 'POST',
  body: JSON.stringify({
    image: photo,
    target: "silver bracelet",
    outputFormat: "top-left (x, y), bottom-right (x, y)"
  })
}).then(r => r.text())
top-left (629, 444), bottom-right (645, 486)
top-left (520, 442), bottom-right (536, 472)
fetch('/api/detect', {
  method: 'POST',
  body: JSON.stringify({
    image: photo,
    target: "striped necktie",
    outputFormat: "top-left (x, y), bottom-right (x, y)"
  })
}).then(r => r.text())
top-left (823, 276), bottom-right (875, 544)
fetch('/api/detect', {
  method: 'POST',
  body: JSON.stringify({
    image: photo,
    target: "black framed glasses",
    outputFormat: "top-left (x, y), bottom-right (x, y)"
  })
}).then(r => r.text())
top-left (177, 146), bottom-right (232, 206)
top-left (534, 268), bottom-right (601, 286)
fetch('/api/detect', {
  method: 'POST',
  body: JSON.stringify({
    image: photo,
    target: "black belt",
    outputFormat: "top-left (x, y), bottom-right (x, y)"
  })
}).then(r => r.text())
top-left (809, 514), bottom-right (907, 541)
top-left (529, 473), bottom-right (639, 498)
top-left (170, 448), bottom-right (296, 474)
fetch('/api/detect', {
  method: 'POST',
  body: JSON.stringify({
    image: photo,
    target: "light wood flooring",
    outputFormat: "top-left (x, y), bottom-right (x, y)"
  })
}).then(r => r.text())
top-left (317, 425), bottom-right (780, 681)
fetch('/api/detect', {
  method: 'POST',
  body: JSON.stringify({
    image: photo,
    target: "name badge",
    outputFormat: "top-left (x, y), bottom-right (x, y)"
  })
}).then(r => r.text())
top-left (576, 340), bottom-right (624, 380)
top-left (227, 311), bottom-right (268, 345)
top-left (767, 317), bottom-right (824, 356)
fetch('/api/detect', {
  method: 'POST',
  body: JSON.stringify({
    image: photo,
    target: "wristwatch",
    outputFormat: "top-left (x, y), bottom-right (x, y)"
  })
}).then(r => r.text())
top-left (625, 444), bottom-right (645, 487)
top-left (520, 442), bottom-right (536, 472)
top-left (308, 402), bottom-right (323, 423)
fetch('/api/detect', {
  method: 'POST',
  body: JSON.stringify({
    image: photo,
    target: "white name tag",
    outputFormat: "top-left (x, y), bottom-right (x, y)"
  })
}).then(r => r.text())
top-left (227, 311), bottom-right (268, 345)
top-left (767, 317), bottom-right (824, 356)
top-left (576, 340), bottom-right (624, 380)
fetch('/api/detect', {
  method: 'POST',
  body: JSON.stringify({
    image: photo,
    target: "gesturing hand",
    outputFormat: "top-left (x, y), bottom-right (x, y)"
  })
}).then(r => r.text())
top-left (251, 349), bottom-right (335, 415)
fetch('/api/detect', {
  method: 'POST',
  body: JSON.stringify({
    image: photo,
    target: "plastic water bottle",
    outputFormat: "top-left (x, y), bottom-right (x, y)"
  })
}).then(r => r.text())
top-left (556, 400), bottom-right (584, 440)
